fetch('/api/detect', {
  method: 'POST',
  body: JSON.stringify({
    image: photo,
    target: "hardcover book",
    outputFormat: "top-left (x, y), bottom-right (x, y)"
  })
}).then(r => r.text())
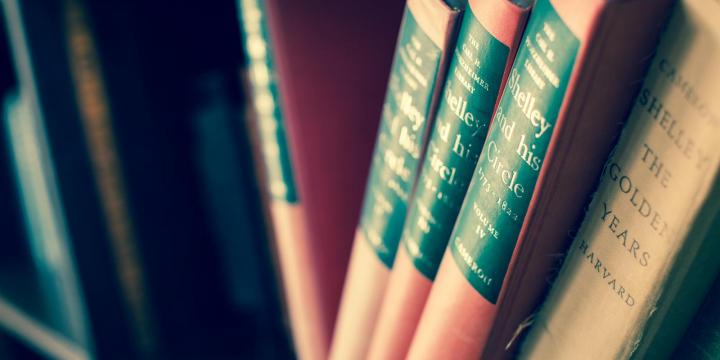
top-left (241, 0), bottom-right (411, 358)
top-left (330, 0), bottom-right (463, 358)
top-left (521, 0), bottom-right (720, 356)
top-left (405, 0), bottom-right (674, 358)
top-left (237, 1), bottom-right (320, 358)
top-left (366, 0), bottom-right (530, 358)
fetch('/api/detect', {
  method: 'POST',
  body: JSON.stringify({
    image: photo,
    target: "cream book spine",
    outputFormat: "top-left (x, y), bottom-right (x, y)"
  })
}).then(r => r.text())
top-left (520, 0), bottom-right (720, 357)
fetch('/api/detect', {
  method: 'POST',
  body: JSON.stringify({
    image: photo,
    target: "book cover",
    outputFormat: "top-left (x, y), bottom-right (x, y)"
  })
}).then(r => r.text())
top-left (638, 172), bottom-right (720, 360)
top-left (237, 1), bottom-right (323, 358)
top-left (189, 71), bottom-right (293, 359)
top-left (366, 0), bottom-right (530, 358)
top-left (521, 0), bottom-right (720, 356)
top-left (406, 0), bottom-right (674, 358)
top-left (329, 0), bottom-right (462, 358)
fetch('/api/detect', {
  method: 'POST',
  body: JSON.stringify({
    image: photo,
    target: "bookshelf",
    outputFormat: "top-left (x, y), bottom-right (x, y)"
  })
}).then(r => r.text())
top-left (1, 0), bottom-right (719, 359)
top-left (0, 263), bottom-right (89, 360)
top-left (0, 0), bottom-right (300, 358)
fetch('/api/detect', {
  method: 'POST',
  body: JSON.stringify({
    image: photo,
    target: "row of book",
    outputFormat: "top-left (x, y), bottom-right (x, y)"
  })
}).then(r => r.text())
top-left (244, 0), bottom-right (720, 359)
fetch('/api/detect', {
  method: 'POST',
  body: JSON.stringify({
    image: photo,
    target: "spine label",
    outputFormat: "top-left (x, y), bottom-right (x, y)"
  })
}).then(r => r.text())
top-left (240, 0), bottom-right (298, 202)
top-left (449, 0), bottom-right (578, 303)
top-left (402, 7), bottom-right (509, 280)
top-left (359, 8), bottom-right (442, 268)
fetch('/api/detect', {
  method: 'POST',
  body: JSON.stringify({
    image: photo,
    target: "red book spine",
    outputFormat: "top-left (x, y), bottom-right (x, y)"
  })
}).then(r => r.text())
top-left (259, 0), bottom-right (406, 358)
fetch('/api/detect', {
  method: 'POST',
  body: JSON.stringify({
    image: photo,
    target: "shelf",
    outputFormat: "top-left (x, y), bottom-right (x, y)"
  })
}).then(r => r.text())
top-left (0, 262), bottom-right (89, 360)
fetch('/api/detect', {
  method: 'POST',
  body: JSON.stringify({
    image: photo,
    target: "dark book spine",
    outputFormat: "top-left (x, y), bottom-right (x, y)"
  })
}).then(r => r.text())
top-left (62, 0), bottom-right (157, 355)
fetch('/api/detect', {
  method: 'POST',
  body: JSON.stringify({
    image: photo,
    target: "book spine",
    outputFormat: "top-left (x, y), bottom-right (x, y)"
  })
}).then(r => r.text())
top-left (62, 0), bottom-right (157, 355)
top-left (407, 0), bottom-right (580, 357)
top-left (329, 0), bottom-right (461, 358)
top-left (481, 1), bottom-right (673, 357)
top-left (367, 0), bottom-right (529, 358)
top-left (358, 2), bottom-right (457, 269)
top-left (237, 0), bottom-right (297, 204)
top-left (237, 1), bottom-right (324, 359)
top-left (520, 0), bottom-right (720, 357)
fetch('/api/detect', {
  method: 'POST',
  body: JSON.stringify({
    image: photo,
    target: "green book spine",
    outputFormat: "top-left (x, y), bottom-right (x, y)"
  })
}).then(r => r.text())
top-left (359, 6), bottom-right (451, 267)
top-left (400, 3), bottom-right (513, 280)
top-left (237, 0), bottom-right (297, 203)
top-left (449, 0), bottom-right (579, 303)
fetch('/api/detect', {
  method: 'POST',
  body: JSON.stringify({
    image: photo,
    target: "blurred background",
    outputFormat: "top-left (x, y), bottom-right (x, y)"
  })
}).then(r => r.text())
top-left (0, 0), bottom-right (405, 358)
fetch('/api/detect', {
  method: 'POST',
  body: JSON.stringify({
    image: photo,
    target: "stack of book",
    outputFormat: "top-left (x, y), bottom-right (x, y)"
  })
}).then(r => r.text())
top-left (1, 0), bottom-right (719, 358)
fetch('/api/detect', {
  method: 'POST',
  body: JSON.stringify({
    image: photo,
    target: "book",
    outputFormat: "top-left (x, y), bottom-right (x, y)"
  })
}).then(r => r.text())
top-left (329, 0), bottom-right (463, 358)
top-left (405, 0), bottom-right (674, 358)
top-left (521, 0), bottom-right (720, 355)
top-left (2, 0), bottom-right (144, 356)
top-left (241, 0), bottom-right (415, 357)
top-left (237, 1), bottom-right (323, 358)
top-left (189, 71), bottom-right (293, 359)
top-left (366, 0), bottom-right (530, 358)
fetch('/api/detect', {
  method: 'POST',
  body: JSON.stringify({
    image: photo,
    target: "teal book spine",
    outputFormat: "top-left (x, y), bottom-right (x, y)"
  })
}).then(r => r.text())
top-left (364, 1), bottom-right (531, 358)
top-left (401, 1), bottom-right (517, 281)
top-left (330, 1), bottom-right (463, 358)
top-left (449, 0), bottom-right (578, 304)
top-left (237, 0), bottom-right (297, 202)
top-left (358, 4), bottom-right (458, 268)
